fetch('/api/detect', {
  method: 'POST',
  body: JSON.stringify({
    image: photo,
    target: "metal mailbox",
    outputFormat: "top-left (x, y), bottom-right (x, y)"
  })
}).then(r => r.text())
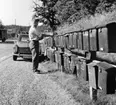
top-left (69, 33), bottom-right (73, 49)
top-left (98, 22), bottom-right (116, 52)
top-left (57, 36), bottom-right (60, 47)
top-left (63, 54), bottom-right (67, 72)
top-left (89, 29), bottom-right (98, 51)
top-left (83, 30), bottom-right (90, 51)
top-left (58, 36), bottom-right (61, 47)
top-left (55, 51), bottom-right (63, 66)
top-left (74, 56), bottom-right (84, 78)
top-left (60, 35), bottom-right (65, 48)
top-left (63, 53), bottom-right (71, 73)
top-left (62, 35), bottom-right (66, 48)
top-left (88, 61), bottom-right (100, 89)
top-left (54, 36), bottom-right (58, 47)
top-left (46, 48), bottom-right (55, 62)
top-left (39, 41), bottom-right (46, 54)
top-left (70, 54), bottom-right (77, 74)
top-left (97, 62), bottom-right (116, 94)
top-left (64, 34), bottom-right (69, 49)
top-left (55, 50), bottom-right (59, 63)
top-left (78, 32), bottom-right (83, 50)
top-left (49, 37), bottom-right (53, 47)
top-left (79, 58), bottom-right (91, 81)
top-left (72, 32), bottom-right (78, 49)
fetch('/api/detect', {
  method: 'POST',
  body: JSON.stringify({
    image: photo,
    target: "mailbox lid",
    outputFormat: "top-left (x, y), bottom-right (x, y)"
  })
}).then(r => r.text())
top-left (89, 29), bottom-right (98, 51)
top-left (97, 62), bottom-right (116, 94)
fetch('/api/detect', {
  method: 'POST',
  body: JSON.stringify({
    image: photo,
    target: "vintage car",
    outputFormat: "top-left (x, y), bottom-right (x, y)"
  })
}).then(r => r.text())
top-left (13, 34), bottom-right (32, 61)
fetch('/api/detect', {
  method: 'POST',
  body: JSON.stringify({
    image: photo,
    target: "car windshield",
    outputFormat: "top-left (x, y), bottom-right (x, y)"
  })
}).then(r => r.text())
top-left (19, 35), bottom-right (29, 42)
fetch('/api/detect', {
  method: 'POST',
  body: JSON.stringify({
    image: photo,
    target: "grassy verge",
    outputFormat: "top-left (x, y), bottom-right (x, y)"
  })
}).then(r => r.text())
top-left (57, 11), bottom-right (116, 35)
top-left (41, 61), bottom-right (116, 105)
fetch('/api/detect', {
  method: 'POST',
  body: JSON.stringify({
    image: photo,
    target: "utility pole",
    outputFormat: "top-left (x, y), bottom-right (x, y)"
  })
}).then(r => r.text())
top-left (15, 19), bottom-right (16, 26)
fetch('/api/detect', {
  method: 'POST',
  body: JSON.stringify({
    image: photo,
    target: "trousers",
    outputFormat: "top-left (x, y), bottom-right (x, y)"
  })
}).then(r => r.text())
top-left (29, 40), bottom-right (39, 71)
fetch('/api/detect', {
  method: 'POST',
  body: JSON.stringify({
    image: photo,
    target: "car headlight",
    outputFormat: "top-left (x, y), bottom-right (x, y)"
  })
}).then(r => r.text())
top-left (13, 45), bottom-right (19, 53)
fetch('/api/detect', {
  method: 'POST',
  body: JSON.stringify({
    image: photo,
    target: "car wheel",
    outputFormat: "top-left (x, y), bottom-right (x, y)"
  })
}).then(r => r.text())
top-left (13, 55), bottom-right (17, 61)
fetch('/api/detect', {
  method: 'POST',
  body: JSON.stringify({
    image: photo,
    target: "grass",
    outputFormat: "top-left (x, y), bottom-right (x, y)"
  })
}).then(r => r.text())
top-left (41, 61), bottom-right (116, 105)
top-left (56, 10), bottom-right (116, 35)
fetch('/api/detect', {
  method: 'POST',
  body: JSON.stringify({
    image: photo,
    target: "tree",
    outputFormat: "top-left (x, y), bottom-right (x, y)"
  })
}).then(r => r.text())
top-left (33, 0), bottom-right (60, 32)
top-left (0, 20), bottom-right (4, 29)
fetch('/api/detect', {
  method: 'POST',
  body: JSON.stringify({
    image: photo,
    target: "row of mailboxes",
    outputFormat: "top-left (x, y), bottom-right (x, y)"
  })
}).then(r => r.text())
top-left (45, 47), bottom-right (116, 95)
top-left (44, 22), bottom-right (116, 53)
top-left (62, 53), bottom-right (91, 80)
top-left (88, 61), bottom-right (116, 94)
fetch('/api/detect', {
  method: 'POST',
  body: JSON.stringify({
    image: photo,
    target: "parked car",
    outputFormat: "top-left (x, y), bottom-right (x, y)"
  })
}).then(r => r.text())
top-left (13, 34), bottom-right (32, 61)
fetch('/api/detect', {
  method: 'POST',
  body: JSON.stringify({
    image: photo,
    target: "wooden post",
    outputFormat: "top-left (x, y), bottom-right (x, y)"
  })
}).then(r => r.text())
top-left (89, 86), bottom-right (97, 101)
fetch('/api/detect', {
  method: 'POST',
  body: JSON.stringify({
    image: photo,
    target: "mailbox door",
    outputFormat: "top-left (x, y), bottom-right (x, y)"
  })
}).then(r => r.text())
top-left (88, 62), bottom-right (99, 89)
top-left (73, 33), bottom-right (78, 49)
top-left (89, 29), bottom-right (98, 51)
top-left (59, 36), bottom-right (63, 48)
top-left (70, 55), bottom-right (76, 74)
top-left (80, 59), bottom-right (89, 81)
top-left (97, 62), bottom-right (116, 94)
top-left (69, 34), bottom-right (73, 49)
top-left (78, 32), bottom-right (83, 50)
top-left (83, 31), bottom-right (90, 51)
top-left (63, 54), bottom-right (66, 70)
top-left (62, 35), bottom-right (65, 48)
top-left (58, 53), bottom-right (63, 66)
top-left (55, 51), bottom-right (58, 63)
top-left (57, 36), bottom-right (60, 47)
top-left (75, 57), bottom-right (83, 78)
top-left (60, 36), bottom-right (64, 48)
top-left (65, 35), bottom-right (69, 49)
top-left (75, 57), bottom-right (80, 77)
top-left (98, 23), bottom-right (116, 52)
top-left (98, 27), bottom-right (109, 52)
top-left (67, 55), bottom-right (71, 73)
top-left (51, 49), bottom-right (55, 62)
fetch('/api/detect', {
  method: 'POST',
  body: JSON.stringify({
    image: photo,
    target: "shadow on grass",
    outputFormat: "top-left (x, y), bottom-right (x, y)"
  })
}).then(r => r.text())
top-left (35, 69), bottom-right (59, 74)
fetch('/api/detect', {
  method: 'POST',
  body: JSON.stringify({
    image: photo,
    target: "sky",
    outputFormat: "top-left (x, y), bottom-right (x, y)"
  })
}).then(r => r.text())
top-left (0, 0), bottom-right (39, 26)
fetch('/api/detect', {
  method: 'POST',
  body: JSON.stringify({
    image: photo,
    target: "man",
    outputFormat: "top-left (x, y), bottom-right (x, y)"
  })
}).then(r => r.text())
top-left (29, 14), bottom-right (53, 73)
